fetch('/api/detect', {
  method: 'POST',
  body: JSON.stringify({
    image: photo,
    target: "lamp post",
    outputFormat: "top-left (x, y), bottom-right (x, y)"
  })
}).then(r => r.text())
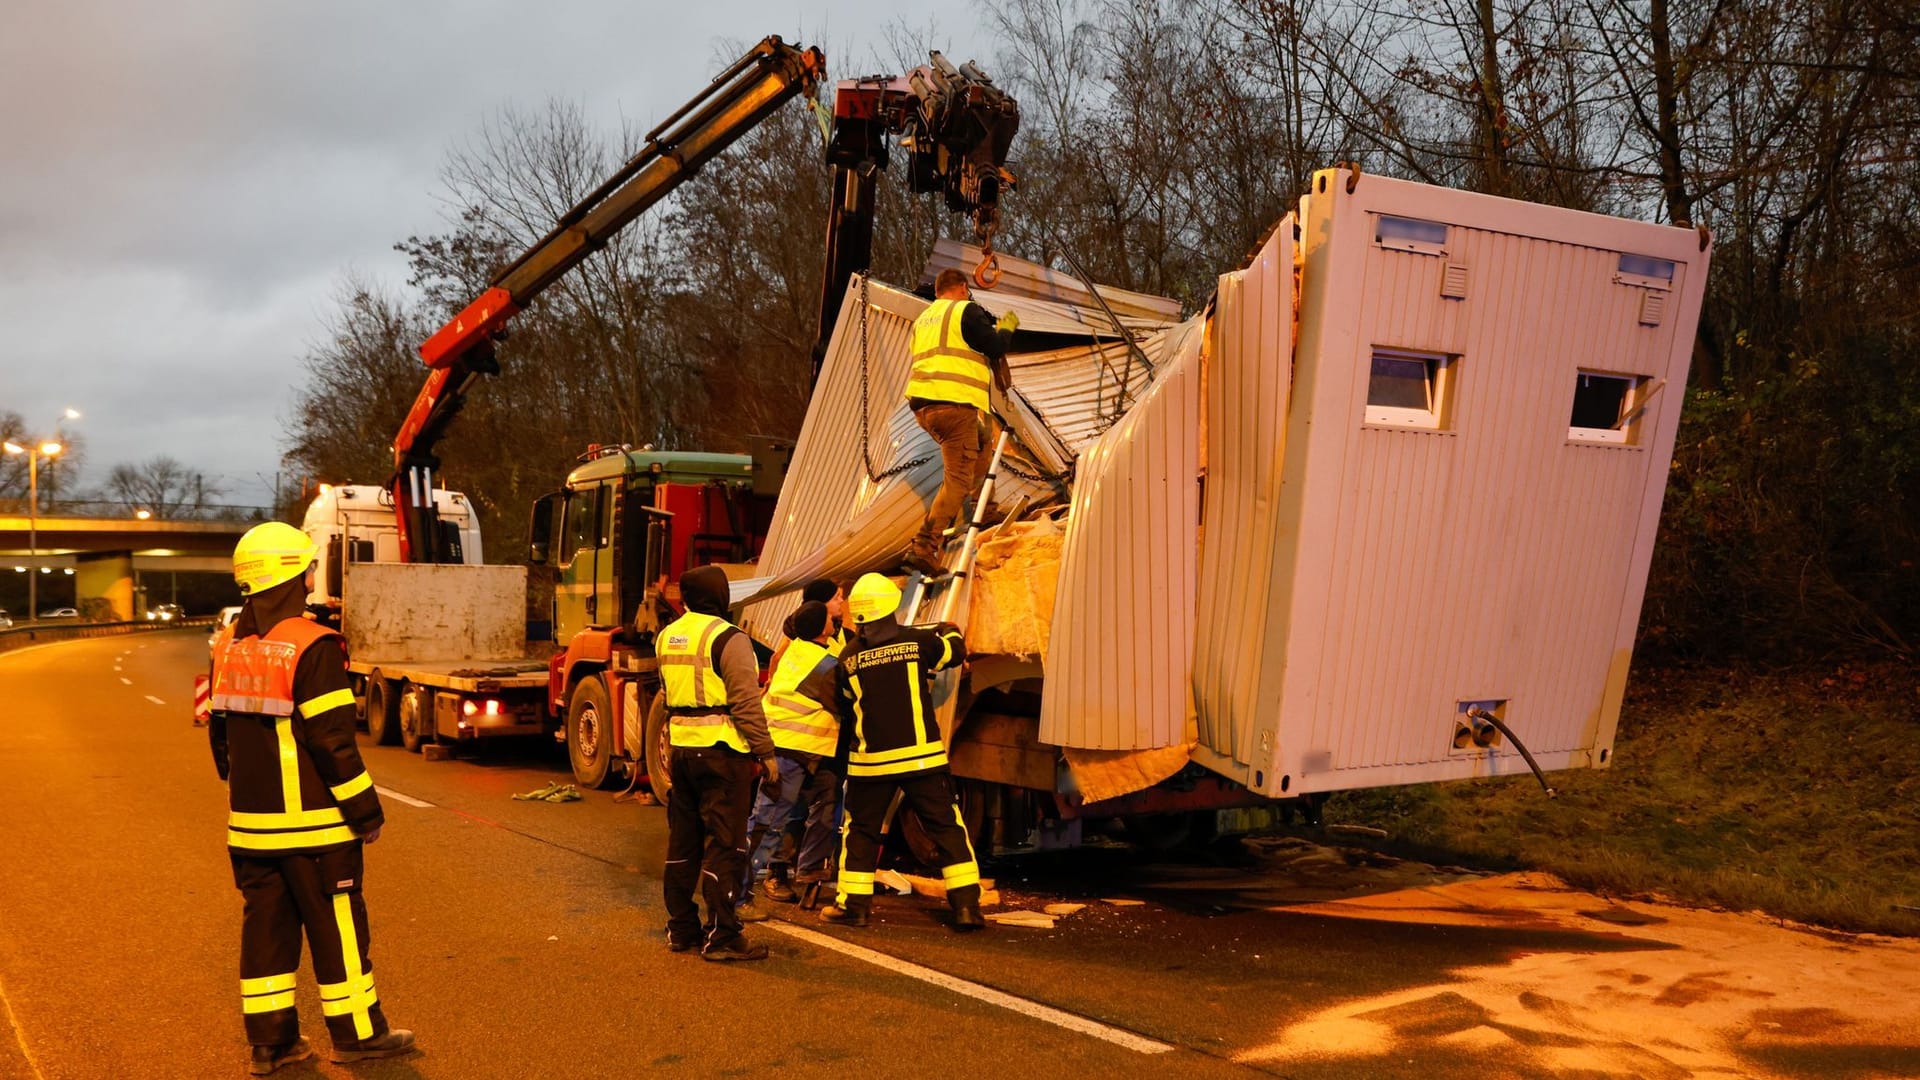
top-left (4, 439), bottom-right (63, 620)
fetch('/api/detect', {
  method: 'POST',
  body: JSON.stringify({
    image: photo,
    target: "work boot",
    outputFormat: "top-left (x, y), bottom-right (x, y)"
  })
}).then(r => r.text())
top-left (763, 877), bottom-right (797, 904)
top-left (900, 549), bottom-right (943, 577)
top-left (819, 903), bottom-right (869, 927)
top-left (249, 1037), bottom-right (313, 1076)
top-left (951, 902), bottom-right (987, 932)
top-left (330, 1029), bottom-right (416, 1064)
top-left (736, 897), bottom-right (769, 922)
top-left (701, 933), bottom-right (769, 962)
top-left (667, 927), bottom-right (702, 952)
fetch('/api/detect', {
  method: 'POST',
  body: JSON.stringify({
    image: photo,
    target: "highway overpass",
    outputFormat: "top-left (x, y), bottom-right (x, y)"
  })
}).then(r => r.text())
top-left (0, 515), bottom-right (250, 619)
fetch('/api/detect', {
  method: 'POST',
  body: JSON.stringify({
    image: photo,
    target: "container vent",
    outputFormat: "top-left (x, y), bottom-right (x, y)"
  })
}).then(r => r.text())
top-left (1638, 290), bottom-right (1666, 326)
top-left (1441, 262), bottom-right (1469, 299)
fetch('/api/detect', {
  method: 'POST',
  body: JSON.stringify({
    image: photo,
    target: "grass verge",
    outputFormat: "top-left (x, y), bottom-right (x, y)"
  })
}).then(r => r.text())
top-left (1325, 663), bottom-right (1920, 937)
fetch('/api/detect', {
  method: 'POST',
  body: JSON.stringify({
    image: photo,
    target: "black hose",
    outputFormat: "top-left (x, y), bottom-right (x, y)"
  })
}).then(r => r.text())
top-left (1468, 708), bottom-right (1557, 798)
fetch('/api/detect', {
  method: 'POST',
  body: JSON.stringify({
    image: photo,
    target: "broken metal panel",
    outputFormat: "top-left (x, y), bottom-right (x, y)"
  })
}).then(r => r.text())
top-left (1038, 318), bottom-right (1204, 751)
top-left (1007, 335), bottom-right (1168, 463)
top-left (924, 237), bottom-right (1183, 323)
top-left (1189, 219), bottom-right (1296, 786)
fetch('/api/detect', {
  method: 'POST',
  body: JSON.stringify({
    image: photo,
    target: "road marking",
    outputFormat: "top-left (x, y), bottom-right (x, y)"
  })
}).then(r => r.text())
top-left (144, 695), bottom-right (166, 706)
top-left (375, 786), bottom-right (435, 808)
top-left (0, 971), bottom-right (46, 1080)
top-left (120, 677), bottom-right (133, 685)
top-left (765, 922), bottom-right (1175, 1055)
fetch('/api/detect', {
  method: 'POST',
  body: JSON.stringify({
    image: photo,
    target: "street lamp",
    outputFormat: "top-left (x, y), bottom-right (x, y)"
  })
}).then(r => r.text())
top-left (5, 439), bottom-right (63, 620)
top-left (135, 509), bottom-right (152, 520)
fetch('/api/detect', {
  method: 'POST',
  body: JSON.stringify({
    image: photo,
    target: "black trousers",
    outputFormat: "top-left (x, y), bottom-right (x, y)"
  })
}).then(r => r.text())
top-left (232, 845), bottom-right (389, 1048)
top-left (664, 748), bottom-right (756, 944)
top-left (838, 770), bottom-right (981, 911)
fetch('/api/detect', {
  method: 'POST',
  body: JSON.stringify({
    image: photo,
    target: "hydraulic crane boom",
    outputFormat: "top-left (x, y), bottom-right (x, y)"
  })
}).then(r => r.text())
top-left (390, 36), bottom-right (825, 562)
top-left (386, 36), bottom-right (1018, 564)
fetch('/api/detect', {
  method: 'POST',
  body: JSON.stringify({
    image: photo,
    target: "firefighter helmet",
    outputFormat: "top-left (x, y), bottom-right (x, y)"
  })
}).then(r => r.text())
top-left (232, 521), bottom-right (317, 596)
top-left (846, 572), bottom-right (902, 624)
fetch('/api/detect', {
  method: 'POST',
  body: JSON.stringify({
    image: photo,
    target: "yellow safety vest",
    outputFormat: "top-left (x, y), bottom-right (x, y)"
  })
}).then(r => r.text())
top-left (761, 639), bottom-right (839, 757)
top-left (905, 298), bottom-right (992, 411)
top-left (657, 611), bottom-right (749, 752)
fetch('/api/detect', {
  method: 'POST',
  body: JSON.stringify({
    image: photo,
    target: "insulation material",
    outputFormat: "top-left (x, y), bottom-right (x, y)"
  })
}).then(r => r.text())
top-left (966, 517), bottom-right (1065, 658)
top-left (1064, 738), bottom-right (1196, 805)
top-left (1038, 318), bottom-right (1205, 751)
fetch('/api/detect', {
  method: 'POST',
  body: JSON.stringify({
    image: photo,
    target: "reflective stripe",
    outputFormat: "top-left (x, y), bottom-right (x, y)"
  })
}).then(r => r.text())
top-left (229, 806), bottom-right (346, 830)
top-left (276, 718), bottom-right (303, 816)
top-left (319, 972), bottom-right (377, 1018)
top-left (241, 973), bottom-right (296, 996)
top-left (942, 862), bottom-right (982, 890)
top-left (845, 750), bottom-right (949, 778)
top-left (937, 630), bottom-right (959, 669)
top-left (210, 692), bottom-right (295, 715)
top-left (839, 868), bottom-right (876, 896)
top-left (849, 740), bottom-right (951, 765)
top-left (907, 660), bottom-right (928, 749)
top-left (329, 771), bottom-right (373, 802)
top-left (242, 990), bottom-right (296, 1014)
top-left (332, 893), bottom-right (375, 1040)
top-left (227, 824), bottom-right (357, 851)
top-left (760, 640), bottom-right (839, 756)
top-left (300, 688), bottom-right (355, 717)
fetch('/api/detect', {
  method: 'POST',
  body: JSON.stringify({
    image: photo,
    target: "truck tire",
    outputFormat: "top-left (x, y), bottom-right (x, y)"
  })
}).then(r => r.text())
top-left (365, 674), bottom-right (400, 746)
top-left (643, 691), bottom-right (673, 802)
top-left (566, 675), bottom-right (615, 790)
top-left (399, 683), bottom-right (432, 753)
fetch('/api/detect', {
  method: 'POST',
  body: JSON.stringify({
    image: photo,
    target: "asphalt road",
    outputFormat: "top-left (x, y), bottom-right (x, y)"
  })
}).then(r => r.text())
top-left (2, 631), bottom-right (1916, 1080)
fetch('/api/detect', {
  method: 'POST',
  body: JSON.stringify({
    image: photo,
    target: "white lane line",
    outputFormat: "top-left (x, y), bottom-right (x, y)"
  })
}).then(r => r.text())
top-left (144, 695), bottom-right (167, 706)
top-left (120, 677), bottom-right (133, 685)
top-left (765, 922), bottom-right (1175, 1055)
top-left (0, 971), bottom-right (47, 1080)
top-left (375, 786), bottom-right (435, 808)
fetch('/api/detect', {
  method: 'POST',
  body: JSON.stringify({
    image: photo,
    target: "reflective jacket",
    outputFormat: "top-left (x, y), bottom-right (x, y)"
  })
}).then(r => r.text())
top-left (761, 639), bottom-right (840, 758)
top-left (210, 617), bottom-right (382, 854)
top-left (905, 299), bottom-right (991, 410)
top-left (658, 610), bottom-right (749, 752)
top-left (835, 621), bottom-right (966, 778)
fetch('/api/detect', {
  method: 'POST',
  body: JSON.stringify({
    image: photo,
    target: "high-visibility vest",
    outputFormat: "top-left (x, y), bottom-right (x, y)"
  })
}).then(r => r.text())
top-left (905, 298), bottom-right (992, 411)
top-left (211, 616), bottom-right (362, 852)
top-left (826, 623), bottom-right (849, 658)
top-left (657, 611), bottom-right (749, 752)
top-left (761, 639), bottom-right (839, 757)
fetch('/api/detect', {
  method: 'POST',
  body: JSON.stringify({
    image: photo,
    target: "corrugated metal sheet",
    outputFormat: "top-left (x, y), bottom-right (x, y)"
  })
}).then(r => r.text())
top-left (740, 274), bottom-right (1078, 643)
top-left (1210, 170), bottom-right (1709, 796)
top-left (1190, 219), bottom-right (1296, 778)
top-left (924, 237), bottom-right (1183, 323)
top-left (1038, 318), bottom-right (1204, 751)
top-left (1007, 336), bottom-right (1169, 462)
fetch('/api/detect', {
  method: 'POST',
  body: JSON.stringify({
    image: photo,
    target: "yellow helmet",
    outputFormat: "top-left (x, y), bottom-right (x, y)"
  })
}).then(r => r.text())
top-left (232, 521), bottom-right (317, 596)
top-left (846, 572), bottom-right (902, 624)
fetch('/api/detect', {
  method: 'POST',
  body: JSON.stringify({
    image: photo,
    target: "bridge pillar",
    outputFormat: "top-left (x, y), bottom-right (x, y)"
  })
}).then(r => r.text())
top-left (76, 551), bottom-right (136, 621)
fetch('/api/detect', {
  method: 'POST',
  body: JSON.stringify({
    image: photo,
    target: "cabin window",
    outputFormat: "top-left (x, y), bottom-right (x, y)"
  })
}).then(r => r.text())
top-left (1375, 215), bottom-right (1449, 256)
top-left (564, 487), bottom-right (603, 562)
top-left (1365, 348), bottom-right (1455, 430)
top-left (1615, 253), bottom-right (1675, 290)
top-left (1568, 370), bottom-right (1652, 444)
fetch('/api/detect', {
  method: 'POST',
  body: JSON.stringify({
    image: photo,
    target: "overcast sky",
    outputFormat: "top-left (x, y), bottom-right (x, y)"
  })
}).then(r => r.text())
top-left (0, 1), bottom-right (991, 506)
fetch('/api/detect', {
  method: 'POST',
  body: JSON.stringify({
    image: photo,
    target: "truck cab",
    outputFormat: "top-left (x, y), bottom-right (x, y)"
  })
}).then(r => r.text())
top-left (528, 443), bottom-right (785, 788)
top-left (302, 484), bottom-right (482, 611)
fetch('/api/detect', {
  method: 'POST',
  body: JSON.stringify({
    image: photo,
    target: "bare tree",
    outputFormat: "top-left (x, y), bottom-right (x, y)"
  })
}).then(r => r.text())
top-left (105, 456), bottom-right (224, 518)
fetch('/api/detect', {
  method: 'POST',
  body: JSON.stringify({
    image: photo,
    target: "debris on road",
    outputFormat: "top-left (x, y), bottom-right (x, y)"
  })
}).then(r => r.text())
top-left (1043, 903), bottom-right (1086, 917)
top-left (986, 910), bottom-right (1056, 929)
top-left (1101, 898), bottom-right (1145, 907)
top-left (512, 782), bottom-right (582, 803)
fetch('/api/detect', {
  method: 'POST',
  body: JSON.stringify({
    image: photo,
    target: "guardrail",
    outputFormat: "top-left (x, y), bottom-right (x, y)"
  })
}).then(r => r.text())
top-left (0, 617), bottom-right (216, 655)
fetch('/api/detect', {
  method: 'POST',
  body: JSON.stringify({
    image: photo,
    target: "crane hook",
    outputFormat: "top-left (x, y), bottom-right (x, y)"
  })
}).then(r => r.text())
top-left (973, 251), bottom-right (1002, 290)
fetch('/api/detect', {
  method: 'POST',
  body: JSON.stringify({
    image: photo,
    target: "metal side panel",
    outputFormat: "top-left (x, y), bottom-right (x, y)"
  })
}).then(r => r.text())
top-left (343, 563), bottom-right (528, 663)
top-left (1038, 319), bottom-right (1205, 751)
top-left (1190, 219), bottom-right (1296, 786)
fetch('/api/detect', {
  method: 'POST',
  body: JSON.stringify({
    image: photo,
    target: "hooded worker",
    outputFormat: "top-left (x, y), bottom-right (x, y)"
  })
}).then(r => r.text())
top-left (657, 565), bottom-right (781, 960)
top-left (208, 521), bottom-right (416, 1073)
top-left (822, 572), bottom-right (985, 931)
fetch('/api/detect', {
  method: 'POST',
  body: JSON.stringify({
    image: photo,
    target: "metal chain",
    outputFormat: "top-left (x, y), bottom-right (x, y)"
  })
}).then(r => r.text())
top-left (857, 274), bottom-right (935, 483)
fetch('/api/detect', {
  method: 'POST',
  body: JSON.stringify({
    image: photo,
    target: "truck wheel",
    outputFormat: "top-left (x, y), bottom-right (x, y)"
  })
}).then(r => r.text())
top-left (643, 691), bottom-right (673, 803)
top-left (399, 684), bottom-right (431, 753)
top-left (365, 675), bottom-right (400, 746)
top-left (566, 675), bottom-right (615, 789)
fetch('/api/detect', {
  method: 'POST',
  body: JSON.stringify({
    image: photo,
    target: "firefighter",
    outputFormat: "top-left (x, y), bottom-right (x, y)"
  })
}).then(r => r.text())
top-left (821, 573), bottom-right (986, 931)
top-left (903, 268), bottom-right (1018, 574)
top-left (658, 564), bottom-right (781, 961)
top-left (736, 600), bottom-right (842, 921)
top-left (208, 522), bottom-right (414, 1074)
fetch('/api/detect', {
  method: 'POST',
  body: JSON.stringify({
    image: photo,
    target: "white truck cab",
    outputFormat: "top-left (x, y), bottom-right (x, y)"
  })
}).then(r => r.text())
top-left (302, 484), bottom-right (483, 609)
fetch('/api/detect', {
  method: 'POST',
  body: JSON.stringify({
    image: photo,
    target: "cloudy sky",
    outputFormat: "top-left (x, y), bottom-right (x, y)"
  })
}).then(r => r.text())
top-left (0, 1), bottom-right (991, 506)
